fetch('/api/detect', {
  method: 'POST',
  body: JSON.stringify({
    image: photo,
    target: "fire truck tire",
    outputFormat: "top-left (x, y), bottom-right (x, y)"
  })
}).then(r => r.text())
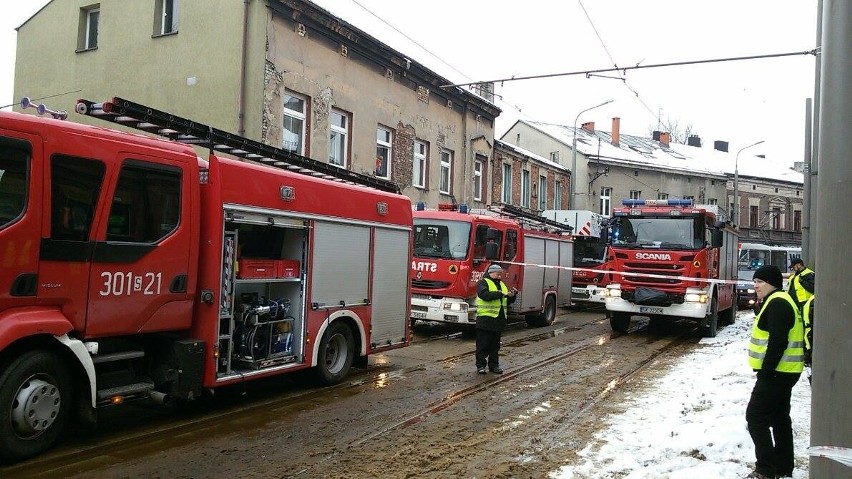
top-left (528, 295), bottom-right (557, 327)
top-left (721, 300), bottom-right (737, 326)
top-left (0, 350), bottom-right (72, 463)
top-left (703, 296), bottom-right (719, 338)
top-left (609, 312), bottom-right (630, 333)
top-left (313, 321), bottom-right (354, 386)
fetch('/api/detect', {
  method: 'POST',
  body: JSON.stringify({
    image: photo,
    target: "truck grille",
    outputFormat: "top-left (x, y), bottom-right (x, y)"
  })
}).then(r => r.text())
top-left (411, 280), bottom-right (452, 289)
top-left (621, 262), bottom-right (686, 288)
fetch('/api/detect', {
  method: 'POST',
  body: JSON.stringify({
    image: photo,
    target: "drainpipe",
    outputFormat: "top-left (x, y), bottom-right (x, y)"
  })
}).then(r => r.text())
top-left (238, 0), bottom-right (251, 136)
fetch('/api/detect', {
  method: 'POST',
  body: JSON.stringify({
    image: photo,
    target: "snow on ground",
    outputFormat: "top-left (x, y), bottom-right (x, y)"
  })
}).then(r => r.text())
top-left (550, 311), bottom-right (812, 479)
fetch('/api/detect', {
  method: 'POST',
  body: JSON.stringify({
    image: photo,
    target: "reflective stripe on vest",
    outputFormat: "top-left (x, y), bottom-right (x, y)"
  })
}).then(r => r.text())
top-left (748, 291), bottom-right (805, 373)
top-left (802, 296), bottom-right (814, 351)
top-left (791, 268), bottom-right (815, 304)
top-left (475, 278), bottom-right (508, 318)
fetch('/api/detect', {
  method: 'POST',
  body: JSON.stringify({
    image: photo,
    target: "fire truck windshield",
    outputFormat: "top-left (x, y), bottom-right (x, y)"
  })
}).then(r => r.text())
top-left (574, 237), bottom-right (608, 266)
top-left (413, 219), bottom-right (471, 259)
top-left (611, 216), bottom-right (704, 250)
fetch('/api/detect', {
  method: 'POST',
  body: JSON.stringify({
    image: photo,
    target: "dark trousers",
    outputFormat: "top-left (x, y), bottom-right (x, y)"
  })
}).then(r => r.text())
top-left (746, 373), bottom-right (800, 477)
top-left (475, 329), bottom-right (501, 369)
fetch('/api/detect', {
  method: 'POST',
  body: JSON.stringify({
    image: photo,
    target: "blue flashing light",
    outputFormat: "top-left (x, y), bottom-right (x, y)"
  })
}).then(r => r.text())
top-left (415, 202), bottom-right (426, 211)
top-left (621, 198), bottom-right (693, 207)
top-left (458, 203), bottom-right (469, 214)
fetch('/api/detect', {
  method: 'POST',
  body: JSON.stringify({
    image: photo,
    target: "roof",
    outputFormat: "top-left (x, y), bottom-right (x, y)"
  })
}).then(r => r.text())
top-left (516, 120), bottom-right (804, 185)
top-left (494, 139), bottom-right (568, 173)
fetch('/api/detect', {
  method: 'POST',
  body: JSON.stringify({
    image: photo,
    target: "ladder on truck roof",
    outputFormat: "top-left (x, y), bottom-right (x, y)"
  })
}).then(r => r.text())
top-left (490, 204), bottom-right (573, 233)
top-left (74, 97), bottom-right (400, 194)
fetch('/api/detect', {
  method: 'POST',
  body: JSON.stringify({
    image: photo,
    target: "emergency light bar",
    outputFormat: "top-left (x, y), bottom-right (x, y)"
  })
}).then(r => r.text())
top-left (622, 198), bottom-right (693, 207)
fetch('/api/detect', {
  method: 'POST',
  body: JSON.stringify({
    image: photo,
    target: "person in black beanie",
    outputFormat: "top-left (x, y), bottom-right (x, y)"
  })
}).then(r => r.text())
top-left (745, 265), bottom-right (804, 479)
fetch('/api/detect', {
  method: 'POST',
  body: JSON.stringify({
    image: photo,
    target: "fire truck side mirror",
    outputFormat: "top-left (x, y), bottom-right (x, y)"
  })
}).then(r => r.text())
top-left (485, 242), bottom-right (499, 260)
top-left (710, 229), bottom-right (723, 248)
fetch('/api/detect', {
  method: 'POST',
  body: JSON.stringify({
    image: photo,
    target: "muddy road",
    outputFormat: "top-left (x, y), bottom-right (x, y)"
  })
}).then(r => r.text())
top-left (3, 306), bottom-right (706, 478)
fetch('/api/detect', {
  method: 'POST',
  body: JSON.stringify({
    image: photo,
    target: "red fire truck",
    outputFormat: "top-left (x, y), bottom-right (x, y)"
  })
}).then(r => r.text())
top-left (603, 199), bottom-right (738, 337)
top-left (542, 210), bottom-right (612, 305)
top-left (0, 97), bottom-right (412, 461)
top-left (410, 203), bottom-right (573, 328)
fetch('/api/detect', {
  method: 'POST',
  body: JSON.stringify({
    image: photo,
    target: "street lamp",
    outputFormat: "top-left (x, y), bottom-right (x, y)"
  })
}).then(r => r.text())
top-left (571, 99), bottom-right (613, 209)
top-left (733, 140), bottom-right (765, 225)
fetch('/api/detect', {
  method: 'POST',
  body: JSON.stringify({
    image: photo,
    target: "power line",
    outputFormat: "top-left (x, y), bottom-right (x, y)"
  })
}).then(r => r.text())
top-left (440, 49), bottom-right (818, 88)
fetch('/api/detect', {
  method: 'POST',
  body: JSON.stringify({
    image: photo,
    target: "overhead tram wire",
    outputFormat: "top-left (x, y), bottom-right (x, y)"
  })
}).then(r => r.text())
top-left (439, 49), bottom-right (818, 89)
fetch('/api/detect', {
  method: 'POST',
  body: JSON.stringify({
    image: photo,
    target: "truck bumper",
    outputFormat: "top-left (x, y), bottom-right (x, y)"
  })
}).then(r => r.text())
top-left (410, 296), bottom-right (475, 324)
top-left (571, 285), bottom-right (607, 304)
top-left (604, 296), bottom-right (709, 319)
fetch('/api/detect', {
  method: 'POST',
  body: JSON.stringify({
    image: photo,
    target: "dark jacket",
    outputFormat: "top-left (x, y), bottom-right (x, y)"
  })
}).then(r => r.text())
top-left (475, 277), bottom-right (516, 331)
top-left (755, 290), bottom-right (799, 378)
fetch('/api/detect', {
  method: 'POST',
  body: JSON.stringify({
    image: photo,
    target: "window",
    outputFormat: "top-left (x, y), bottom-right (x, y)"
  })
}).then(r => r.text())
top-left (0, 143), bottom-right (29, 229)
top-left (538, 175), bottom-right (547, 211)
top-left (749, 205), bottom-right (759, 227)
top-left (51, 156), bottom-right (105, 241)
top-left (504, 229), bottom-right (518, 261)
top-left (772, 207), bottom-right (781, 230)
top-left (107, 161), bottom-right (181, 243)
top-left (473, 159), bottom-right (483, 201)
top-left (375, 127), bottom-right (392, 178)
top-left (501, 163), bottom-right (512, 204)
top-left (413, 140), bottom-right (427, 188)
top-left (600, 187), bottom-right (613, 216)
top-left (708, 198), bottom-right (718, 205)
top-left (550, 151), bottom-right (560, 162)
top-left (282, 92), bottom-right (307, 154)
top-left (521, 170), bottom-right (530, 208)
top-left (794, 210), bottom-right (802, 231)
top-left (439, 149), bottom-right (453, 194)
top-left (629, 189), bottom-right (641, 200)
top-left (155, 0), bottom-right (178, 35)
top-left (657, 192), bottom-right (669, 200)
top-left (78, 6), bottom-right (100, 50)
top-left (685, 195), bottom-right (694, 201)
top-left (553, 181), bottom-right (562, 209)
top-left (329, 109), bottom-right (348, 168)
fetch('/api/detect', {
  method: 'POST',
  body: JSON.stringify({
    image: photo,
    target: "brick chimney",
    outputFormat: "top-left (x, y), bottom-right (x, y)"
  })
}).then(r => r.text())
top-left (687, 134), bottom-right (702, 147)
top-left (611, 117), bottom-right (621, 146)
top-left (581, 121), bottom-right (595, 133)
top-left (659, 132), bottom-right (670, 147)
top-left (714, 140), bottom-right (729, 152)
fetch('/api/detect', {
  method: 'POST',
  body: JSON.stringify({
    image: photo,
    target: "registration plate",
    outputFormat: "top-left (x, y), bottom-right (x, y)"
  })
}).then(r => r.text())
top-left (572, 287), bottom-right (587, 294)
top-left (411, 311), bottom-right (427, 319)
top-left (639, 306), bottom-right (663, 314)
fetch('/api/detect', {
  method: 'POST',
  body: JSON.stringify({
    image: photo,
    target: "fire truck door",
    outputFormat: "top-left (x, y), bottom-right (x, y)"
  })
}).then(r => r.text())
top-left (85, 156), bottom-right (193, 337)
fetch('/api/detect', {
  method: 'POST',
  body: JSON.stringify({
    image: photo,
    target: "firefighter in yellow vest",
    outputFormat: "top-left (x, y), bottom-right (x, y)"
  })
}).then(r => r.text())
top-left (474, 264), bottom-right (517, 374)
top-left (746, 265), bottom-right (804, 479)
top-left (787, 258), bottom-right (815, 309)
top-left (802, 296), bottom-right (814, 385)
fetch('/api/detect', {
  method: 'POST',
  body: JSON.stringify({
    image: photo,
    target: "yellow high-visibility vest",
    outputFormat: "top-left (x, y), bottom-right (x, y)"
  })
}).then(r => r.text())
top-left (475, 278), bottom-right (508, 318)
top-left (748, 291), bottom-right (805, 373)
top-left (790, 267), bottom-right (815, 304)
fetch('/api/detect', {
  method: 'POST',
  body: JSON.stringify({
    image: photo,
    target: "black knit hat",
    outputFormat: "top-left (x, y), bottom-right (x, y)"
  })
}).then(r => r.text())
top-left (790, 257), bottom-right (804, 268)
top-left (753, 265), bottom-right (783, 290)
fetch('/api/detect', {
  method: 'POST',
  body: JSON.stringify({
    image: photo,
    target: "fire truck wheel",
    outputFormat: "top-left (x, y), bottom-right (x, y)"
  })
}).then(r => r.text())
top-left (703, 297), bottom-right (719, 338)
top-left (722, 300), bottom-right (737, 326)
top-left (528, 295), bottom-right (557, 327)
top-left (609, 312), bottom-right (630, 333)
top-left (314, 321), bottom-right (355, 386)
top-left (0, 350), bottom-right (72, 463)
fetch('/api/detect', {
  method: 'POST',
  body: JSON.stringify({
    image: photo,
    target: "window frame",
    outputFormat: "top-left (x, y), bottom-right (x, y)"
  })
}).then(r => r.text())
top-left (84, 7), bottom-right (100, 50)
top-left (521, 169), bottom-right (531, 208)
top-left (412, 140), bottom-right (427, 189)
top-left (375, 126), bottom-right (393, 179)
top-left (600, 186), bottom-right (613, 216)
top-left (282, 91), bottom-right (307, 155)
top-left (473, 159), bottom-right (483, 201)
top-left (538, 174), bottom-right (547, 211)
top-left (329, 108), bottom-right (349, 169)
top-left (155, 0), bottom-right (179, 36)
top-left (439, 149), bottom-right (453, 195)
top-left (501, 163), bottom-right (512, 204)
top-left (553, 181), bottom-right (562, 209)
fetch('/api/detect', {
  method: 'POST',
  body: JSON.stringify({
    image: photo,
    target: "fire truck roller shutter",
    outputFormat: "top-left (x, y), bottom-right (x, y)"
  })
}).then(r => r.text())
top-left (311, 222), bottom-right (370, 309)
top-left (371, 228), bottom-right (410, 347)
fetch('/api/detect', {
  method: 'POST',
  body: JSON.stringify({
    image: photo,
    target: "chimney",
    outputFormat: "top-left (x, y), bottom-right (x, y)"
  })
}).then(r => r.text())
top-left (652, 130), bottom-right (661, 141)
top-left (581, 121), bottom-right (595, 133)
top-left (714, 140), bottom-right (729, 152)
top-left (687, 134), bottom-right (702, 147)
top-left (659, 132), bottom-right (670, 147)
top-left (611, 117), bottom-right (621, 146)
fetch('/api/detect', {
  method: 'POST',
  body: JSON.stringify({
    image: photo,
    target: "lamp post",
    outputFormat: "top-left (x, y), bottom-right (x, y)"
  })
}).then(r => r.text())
top-left (733, 140), bottom-right (764, 225)
top-left (571, 100), bottom-right (613, 209)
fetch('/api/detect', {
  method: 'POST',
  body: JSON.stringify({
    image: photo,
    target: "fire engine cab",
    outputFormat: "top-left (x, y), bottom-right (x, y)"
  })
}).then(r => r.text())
top-left (410, 203), bottom-right (573, 328)
top-left (603, 199), bottom-right (738, 337)
top-left (0, 97), bottom-right (412, 462)
top-left (542, 210), bottom-right (611, 305)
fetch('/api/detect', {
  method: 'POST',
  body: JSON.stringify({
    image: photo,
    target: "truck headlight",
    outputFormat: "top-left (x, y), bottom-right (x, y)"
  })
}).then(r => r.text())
top-left (443, 302), bottom-right (468, 312)
top-left (684, 293), bottom-right (709, 303)
top-left (747, 288), bottom-right (755, 294)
